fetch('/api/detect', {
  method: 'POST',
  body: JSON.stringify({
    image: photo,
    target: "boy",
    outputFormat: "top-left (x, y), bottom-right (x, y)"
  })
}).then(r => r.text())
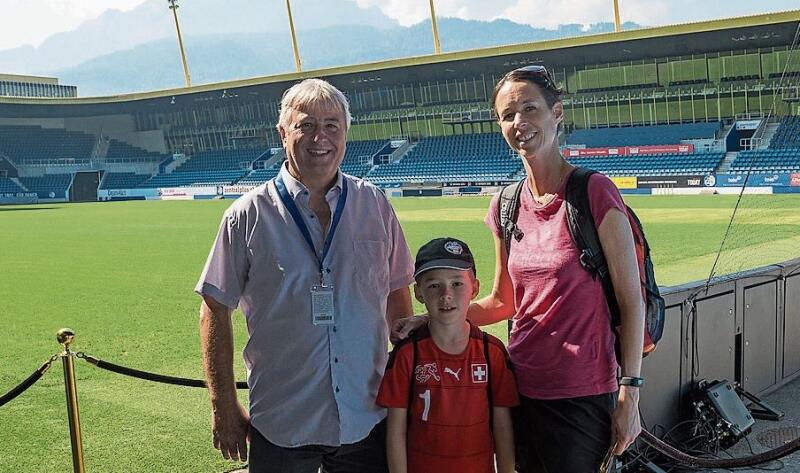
top-left (377, 237), bottom-right (519, 473)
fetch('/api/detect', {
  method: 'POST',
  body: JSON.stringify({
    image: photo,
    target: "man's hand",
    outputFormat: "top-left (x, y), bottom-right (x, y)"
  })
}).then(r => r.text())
top-left (611, 386), bottom-right (641, 455)
top-left (211, 399), bottom-right (250, 462)
top-left (390, 314), bottom-right (428, 343)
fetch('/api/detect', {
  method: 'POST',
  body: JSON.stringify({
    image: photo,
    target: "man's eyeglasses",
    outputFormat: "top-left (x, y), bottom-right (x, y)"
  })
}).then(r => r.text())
top-left (504, 65), bottom-right (558, 91)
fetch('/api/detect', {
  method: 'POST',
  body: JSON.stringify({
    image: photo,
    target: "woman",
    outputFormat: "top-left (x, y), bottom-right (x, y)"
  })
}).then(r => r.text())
top-left (394, 66), bottom-right (644, 472)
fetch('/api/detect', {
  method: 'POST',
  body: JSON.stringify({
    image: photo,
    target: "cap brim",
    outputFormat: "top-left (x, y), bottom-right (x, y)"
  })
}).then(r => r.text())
top-left (414, 259), bottom-right (473, 278)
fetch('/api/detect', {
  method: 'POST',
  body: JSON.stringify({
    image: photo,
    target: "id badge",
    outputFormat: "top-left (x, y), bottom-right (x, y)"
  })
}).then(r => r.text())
top-left (311, 285), bottom-right (335, 325)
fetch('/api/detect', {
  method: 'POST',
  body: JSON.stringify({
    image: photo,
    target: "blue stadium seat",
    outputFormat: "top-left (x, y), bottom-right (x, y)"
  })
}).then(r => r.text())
top-left (138, 148), bottom-right (263, 188)
top-left (0, 177), bottom-right (26, 194)
top-left (105, 139), bottom-right (168, 163)
top-left (566, 122), bottom-right (722, 147)
top-left (730, 148), bottom-right (800, 172)
top-left (365, 133), bottom-right (521, 185)
top-left (566, 151), bottom-right (725, 176)
top-left (768, 116), bottom-right (800, 149)
top-left (18, 174), bottom-right (72, 198)
top-left (100, 172), bottom-right (151, 189)
top-left (0, 125), bottom-right (94, 165)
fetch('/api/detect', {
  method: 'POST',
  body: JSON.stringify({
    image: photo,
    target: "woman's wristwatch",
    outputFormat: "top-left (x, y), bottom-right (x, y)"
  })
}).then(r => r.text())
top-left (619, 376), bottom-right (645, 387)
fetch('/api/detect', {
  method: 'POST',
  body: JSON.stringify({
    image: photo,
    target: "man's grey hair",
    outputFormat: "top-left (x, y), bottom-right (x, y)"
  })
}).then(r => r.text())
top-left (277, 78), bottom-right (352, 131)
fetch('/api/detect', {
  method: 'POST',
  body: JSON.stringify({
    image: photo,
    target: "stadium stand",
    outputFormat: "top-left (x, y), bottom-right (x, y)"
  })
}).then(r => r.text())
top-left (0, 125), bottom-right (95, 164)
top-left (236, 162), bottom-right (284, 185)
top-left (575, 82), bottom-right (659, 93)
top-left (105, 139), bottom-right (167, 163)
top-left (768, 116), bottom-right (800, 149)
top-left (234, 140), bottom-right (387, 185)
top-left (727, 116), bottom-right (800, 171)
top-left (566, 122), bottom-right (722, 147)
top-left (729, 149), bottom-right (800, 172)
top-left (137, 148), bottom-right (261, 188)
top-left (1, 11), bottom-right (797, 201)
top-left (565, 152), bottom-right (725, 176)
top-left (100, 172), bottom-right (152, 189)
top-left (138, 170), bottom-right (248, 188)
top-left (0, 177), bottom-right (26, 194)
top-left (18, 174), bottom-right (72, 198)
top-left (340, 139), bottom-right (388, 177)
top-left (365, 133), bottom-right (521, 184)
top-left (173, 148), bottom-right (262, 172)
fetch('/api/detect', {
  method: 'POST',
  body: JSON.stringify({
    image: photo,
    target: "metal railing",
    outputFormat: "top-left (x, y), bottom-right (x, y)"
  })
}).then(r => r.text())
top-left (0, 328), bottom-right (246, 472)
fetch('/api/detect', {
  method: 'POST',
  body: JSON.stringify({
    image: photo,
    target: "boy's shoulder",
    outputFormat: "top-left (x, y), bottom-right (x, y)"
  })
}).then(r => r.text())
top-left (386, 324), bottom-right (432, 370)
top-left (469, 324), bottom-right (513, 369)
top-left (468, 323), bottom-right (507, 351)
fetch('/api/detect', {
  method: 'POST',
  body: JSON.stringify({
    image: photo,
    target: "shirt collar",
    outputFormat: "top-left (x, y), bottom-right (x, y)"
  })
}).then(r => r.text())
top-left (279, 161), bottom-right (343, 202)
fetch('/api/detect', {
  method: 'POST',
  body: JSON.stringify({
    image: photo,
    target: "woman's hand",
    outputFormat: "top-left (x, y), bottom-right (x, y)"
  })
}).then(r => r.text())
top-left (611, 386), bottom-right (641, 455)
top-left (390, 314), bottom-right (429, 343)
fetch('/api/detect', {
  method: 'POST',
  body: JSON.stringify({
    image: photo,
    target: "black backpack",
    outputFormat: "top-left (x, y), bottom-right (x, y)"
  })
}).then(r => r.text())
top-left (497, 167), bottom-right (665, 358)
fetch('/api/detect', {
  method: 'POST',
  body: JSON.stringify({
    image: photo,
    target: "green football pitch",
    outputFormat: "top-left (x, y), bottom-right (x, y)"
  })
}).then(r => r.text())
top-left (1, 194), bottom-right (799, 472)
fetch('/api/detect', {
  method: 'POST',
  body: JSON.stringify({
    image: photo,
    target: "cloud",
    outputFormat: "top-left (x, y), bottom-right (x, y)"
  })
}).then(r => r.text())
top-left (348, 0), bottom-right (798, 30)
top-left (0, 0), bottom-right (149, 50)
top-left (349, 0), bottom-right (665, 28)
top-left (352, 0), bottom-right (518, 26)
top-left (46, 0), bottom-right (148, 18)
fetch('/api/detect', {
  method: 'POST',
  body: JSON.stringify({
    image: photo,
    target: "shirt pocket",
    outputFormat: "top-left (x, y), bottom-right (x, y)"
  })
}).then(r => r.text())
top-left (353, 239), bottom-right (390, 294)
top-left (243, 248), bottom-right (287, 327)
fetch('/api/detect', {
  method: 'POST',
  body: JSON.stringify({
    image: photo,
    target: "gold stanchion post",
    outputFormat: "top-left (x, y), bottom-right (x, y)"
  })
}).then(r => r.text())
top-left (57, 328), bottom-right (86, 473)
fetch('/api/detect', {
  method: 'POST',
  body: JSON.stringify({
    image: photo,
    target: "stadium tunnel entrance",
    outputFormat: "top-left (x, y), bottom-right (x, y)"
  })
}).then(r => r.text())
top-left (70, 170), bottom-right (101, 202)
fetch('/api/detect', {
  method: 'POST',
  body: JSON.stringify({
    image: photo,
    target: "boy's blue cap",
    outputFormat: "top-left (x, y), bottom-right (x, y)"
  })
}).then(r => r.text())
top-left (414, 237), bottom-right (475, 279)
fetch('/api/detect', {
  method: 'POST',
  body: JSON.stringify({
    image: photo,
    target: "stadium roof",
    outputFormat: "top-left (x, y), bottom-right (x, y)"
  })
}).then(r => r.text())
top-left (0, 9), bottom-right (797, 117)
top-left (0, 73), bottom-right (60, 85)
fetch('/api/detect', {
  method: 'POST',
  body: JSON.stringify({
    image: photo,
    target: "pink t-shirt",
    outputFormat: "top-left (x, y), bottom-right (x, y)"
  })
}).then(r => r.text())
top-left (485, 170), bottom-right (625, 399)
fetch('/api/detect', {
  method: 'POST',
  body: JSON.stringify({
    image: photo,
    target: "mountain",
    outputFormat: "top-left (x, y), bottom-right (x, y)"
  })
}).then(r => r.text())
top-left (53, 19), bottom-right (642, 97)
top-left (0, 0), bottom-right (396, 75)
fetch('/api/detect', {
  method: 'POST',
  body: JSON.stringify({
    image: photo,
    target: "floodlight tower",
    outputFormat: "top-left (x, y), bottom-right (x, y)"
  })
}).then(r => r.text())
top-left (167, 0), bottom-right (192, 87)
top-left (429, 0), bottom-right (442, 54)
top-left (285, 0), bottom-right (303, 71)
top-left (613, 0), bottom-right (622, 32)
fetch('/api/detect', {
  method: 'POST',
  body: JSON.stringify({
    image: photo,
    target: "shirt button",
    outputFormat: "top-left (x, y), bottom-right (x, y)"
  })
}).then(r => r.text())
top-left (333, 327), bottom-right (337, 332)
top-left (309, 215), bottom-right (315, 219)
top-left (334, 357), bottom-right (339, 363)
top-left (335, 386), bottom-right (340, 393)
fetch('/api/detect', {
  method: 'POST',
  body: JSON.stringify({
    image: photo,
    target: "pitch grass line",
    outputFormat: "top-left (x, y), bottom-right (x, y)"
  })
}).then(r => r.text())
top-left (0, 194), bottom-right (799, 472)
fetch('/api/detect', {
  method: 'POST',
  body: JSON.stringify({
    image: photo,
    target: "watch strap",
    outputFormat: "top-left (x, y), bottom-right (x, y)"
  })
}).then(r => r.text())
top-left (619, 376), bottom-right (645, 387)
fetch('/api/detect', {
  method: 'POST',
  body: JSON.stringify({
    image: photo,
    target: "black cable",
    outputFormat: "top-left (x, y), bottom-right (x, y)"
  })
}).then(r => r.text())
top-left (639, 429), bottom-right (800, 469)
top-left (0, 357), bottom-right (56, 408)
top-left (0, 370), bottom-right (45, 408)
top-left (632, 411), bottom-right (800, 472)
top-left (79, 353), bottom-right (247, 389)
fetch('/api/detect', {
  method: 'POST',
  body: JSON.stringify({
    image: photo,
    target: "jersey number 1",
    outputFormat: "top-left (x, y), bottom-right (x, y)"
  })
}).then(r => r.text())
top-left (419, 389), bottom-right (430, 421)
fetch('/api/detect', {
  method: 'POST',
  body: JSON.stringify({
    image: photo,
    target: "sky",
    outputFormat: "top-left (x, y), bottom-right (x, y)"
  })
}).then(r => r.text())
top-left (0, 0), bottom-right (798, 51)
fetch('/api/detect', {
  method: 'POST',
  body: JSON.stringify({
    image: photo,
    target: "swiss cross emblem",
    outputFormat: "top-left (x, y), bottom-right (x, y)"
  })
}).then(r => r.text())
top-left (471, 363), bottom-right (488, 383)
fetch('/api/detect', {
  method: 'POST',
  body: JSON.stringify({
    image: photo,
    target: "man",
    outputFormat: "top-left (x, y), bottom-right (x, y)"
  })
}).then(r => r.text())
top-left (196, 78), bottom-right (414, 473)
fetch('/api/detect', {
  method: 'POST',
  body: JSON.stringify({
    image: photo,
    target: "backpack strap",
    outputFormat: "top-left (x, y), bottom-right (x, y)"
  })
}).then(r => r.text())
top-left (497, 181), bottom-right (524, 337)
top-left (497, 180), bottom-right (525, 257)
top-left (482, 331), bottom-right (494, 430)
top-left (565, 168), bottom-right (606, 279)
top-left (564, 168), bottom-right (621, 327)
top-left (407, 332), bottom-right (419, 419)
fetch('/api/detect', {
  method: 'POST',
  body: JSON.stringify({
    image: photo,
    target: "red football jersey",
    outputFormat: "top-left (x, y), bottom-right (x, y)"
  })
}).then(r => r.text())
top-left (377, 323), bottom-right (519, 473)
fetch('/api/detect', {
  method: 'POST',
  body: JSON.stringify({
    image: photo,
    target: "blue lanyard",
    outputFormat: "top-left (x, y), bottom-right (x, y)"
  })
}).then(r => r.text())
top-left (274, 173), bottom-right (348, 281)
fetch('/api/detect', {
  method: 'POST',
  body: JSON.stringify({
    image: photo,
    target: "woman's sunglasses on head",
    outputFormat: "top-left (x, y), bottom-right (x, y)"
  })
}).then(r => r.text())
top-left (505, 65), bottom-right (558, 90)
